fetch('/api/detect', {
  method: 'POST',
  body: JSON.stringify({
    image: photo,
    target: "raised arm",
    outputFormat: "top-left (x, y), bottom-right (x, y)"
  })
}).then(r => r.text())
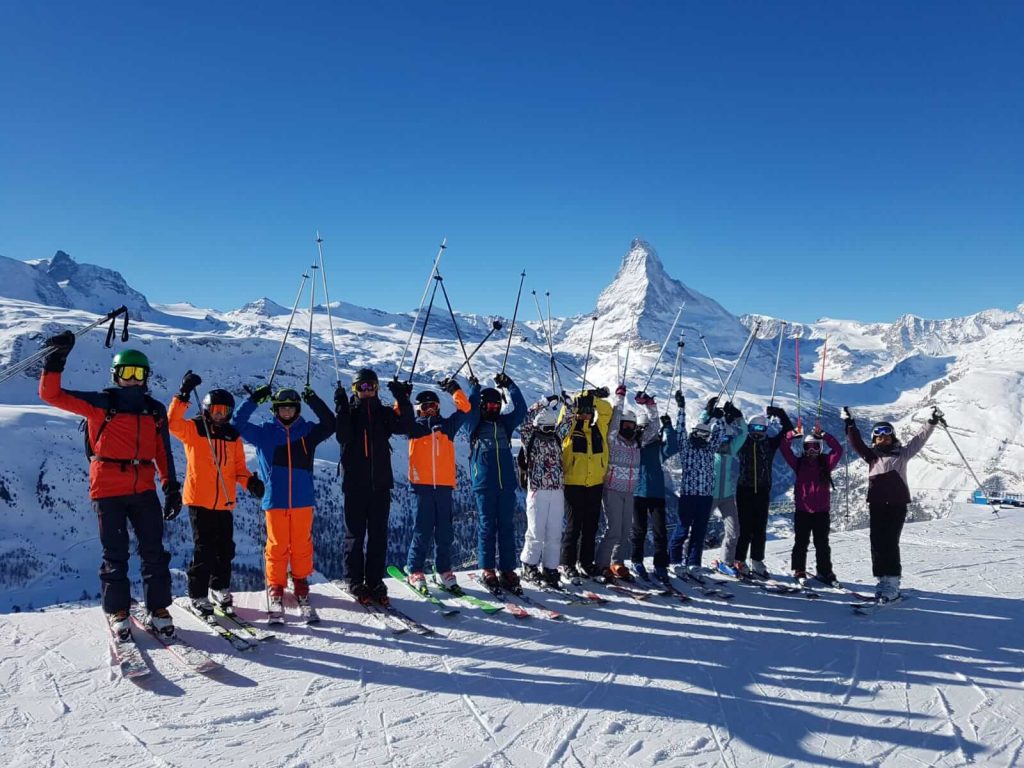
top-left (845, 420), bottom-right (875, 464)
top-left (778, 432), bottom-right (799, 470)
top-left (902, 420), bottom-right (937, 459)
top-left (823, 431), bottom-right (844, 470)
top-left (304, 389), bottom-right (338, 446)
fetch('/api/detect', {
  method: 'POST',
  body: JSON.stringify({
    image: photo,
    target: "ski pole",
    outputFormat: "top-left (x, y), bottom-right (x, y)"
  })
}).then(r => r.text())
top-left (769, 321), bottom-right (787, 407)
top-left (795, 336), bottom-right (803, 434)
top-left (395, 238), bottom-right (446, 381)
top-left (519, 335), bottom-right (599, 390)
top-left (621, 316), bottom-right (636, 388)
top-left (716, 321), bottom-right (759, 403)
top-left (0, 305), bottom-right (130, 386)
top-left (615, 346), bottom-right (622, 389)
top-left (192, 386), bottom-right (232, 508)
top-left (727, 325), bottom-right (759, 401)
top-left (532, 290), bottom-right (557, 394)
top-left (938, 417), bottom-right (997, 512)
top-left (435, 272), bottom-right (476, 381)
top-left (408, 275), bottom-right (441, 383)
top-left (315, 231), bottom-right (341, 387)
top-left (698, 331), bottom-right (728, 392)
top-left (639, 303), bottom-right (685, 395)
top-left (581, 315), bottom-right (598, 392)
top-left (267, 271), bottom-right (309, 391)
top-left (669, 331), bottom-right (685, 414)
top-left (545, 291), bottom-right (564, 395)
top-left (500, 270), bottom-right (527, 377)
top-left (844, 431), bottom-right (851, 520)
top-left (814, 335), bottom-right (829, 430)
top-left (447, 319), bottom-right (503, 380)
top-left (306, 264), bottom-right (318, 388)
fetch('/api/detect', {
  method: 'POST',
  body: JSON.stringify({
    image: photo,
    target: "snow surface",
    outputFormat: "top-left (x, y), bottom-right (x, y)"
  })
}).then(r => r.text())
top-left (2, 502), bottom-right (1022, 767)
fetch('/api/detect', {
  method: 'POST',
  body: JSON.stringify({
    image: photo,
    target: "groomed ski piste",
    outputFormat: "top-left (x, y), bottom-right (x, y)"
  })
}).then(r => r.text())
top-left (2, 501), bottom-right (1022, 768)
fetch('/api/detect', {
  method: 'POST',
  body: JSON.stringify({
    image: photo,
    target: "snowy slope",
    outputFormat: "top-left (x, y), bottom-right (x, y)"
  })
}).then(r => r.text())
top-left (2, 503), bottom-right (1022, 767)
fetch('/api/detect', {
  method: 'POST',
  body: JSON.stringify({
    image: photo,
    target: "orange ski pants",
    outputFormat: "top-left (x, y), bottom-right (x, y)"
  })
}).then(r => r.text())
top-left (265, 506), bottom-right (314, 587)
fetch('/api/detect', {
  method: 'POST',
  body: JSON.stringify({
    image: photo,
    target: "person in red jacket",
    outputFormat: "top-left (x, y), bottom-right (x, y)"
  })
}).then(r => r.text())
top-left (38, 333), bottom-right (181, 641)
top-left (169, 371), bottom-right (264, 615)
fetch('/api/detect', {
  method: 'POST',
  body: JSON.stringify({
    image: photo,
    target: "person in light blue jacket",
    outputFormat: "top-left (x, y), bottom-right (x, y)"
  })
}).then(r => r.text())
top-left (630, 393), bottom-right (679, 582)
top-left (701, 398), bottom-right (747, 574)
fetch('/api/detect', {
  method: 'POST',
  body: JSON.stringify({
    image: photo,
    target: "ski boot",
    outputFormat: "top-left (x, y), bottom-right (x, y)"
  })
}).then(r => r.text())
top-left (209, 587), bottom-right (233, 612)
top-left (877, 576), bottom-right (900, 602)
top-left (542, 567), bottom-right (561, 589)
top-left (520, 562), bottom-right (542, 584)
top-left (610, 563), bottom-right (633, 582)
top-left (793, 569), bottom-right (808, 586)
top-left (629, 561), bottom-right (649, 581)
top-left (267, 584), bottom-right (285, 620)
top-left (579, 562), bottom-right (601, 579)
top-left (814, 572), bottom-right (841, 589)
top-left (559, 564), bottom-right (582, 586)
top-left (750, 560), bottom-right (769, 578)
top-left (190, 597), bottom-right (215, 617)
top-left (146, 607), bottom-right (175, 638)
top-left (407, 571), bottom-right (428, 594)
top-left (499, 570), bottom-right (522, 595)
top-left (733, 561), bottom-right (750, 577)
top-left (437, 570), bottom-right (458, 590)
top-left (653, 565), bottom-right (669, 583)
top-left (348, 581), bottom-right (372, 605)
top-left (108, 609), bottom-right (131, 641)
top-left (369, 582), bottom-right (390, 608)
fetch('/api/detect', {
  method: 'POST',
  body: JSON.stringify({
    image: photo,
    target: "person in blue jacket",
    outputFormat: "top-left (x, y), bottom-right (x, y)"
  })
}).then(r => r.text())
top-left (630, 398), bottom-right (679, 583)
top-left (233, 384), bottom-right (336, 616)
top-left (462, 372), bottom-right (528, 591)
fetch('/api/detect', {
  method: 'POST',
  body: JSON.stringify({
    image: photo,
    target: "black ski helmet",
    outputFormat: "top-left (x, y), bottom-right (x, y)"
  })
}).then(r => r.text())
top-left (202, 389), bottom-right (235, 414)
top-left (415, 390), bottom-right (440, 406)
top-left (480, 388), bottom-right (502, 405)
top-left (352, 368), bottom-right (379, 393)
top-left (480, 387), bottom-right (503, 419)
top-left (271, 388), bottom-right (302, 416)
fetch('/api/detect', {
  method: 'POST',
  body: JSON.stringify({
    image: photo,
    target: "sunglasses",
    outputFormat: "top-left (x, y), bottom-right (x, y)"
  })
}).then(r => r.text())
top-left (871, 426), bottom-right (894, 437)
top-left (208, 404), bottom-right (232, 418)
top-left (115, 365), bottom-right (148, 381)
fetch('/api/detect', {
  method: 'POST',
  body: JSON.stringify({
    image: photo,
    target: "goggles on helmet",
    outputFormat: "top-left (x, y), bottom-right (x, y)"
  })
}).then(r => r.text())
top-left (354, 381), bottom-right (378, 394)
top-left (749, 422), bottom-right (768, 434)
top-left (418, 401), bottom-right (440, 415)
top-left (114, 365), bottom-right (148, 381)
top-left (208, 403), bottom-right (233, 418)
top-left (482, 401), bottom-right (502, 415)
top-left (871, 425), bottom-right (894, 438)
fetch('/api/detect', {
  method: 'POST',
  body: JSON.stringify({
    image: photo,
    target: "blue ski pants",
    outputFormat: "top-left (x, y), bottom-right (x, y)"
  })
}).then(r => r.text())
top-left (669, 494), bottom-right (714, 567)
top-left (406, 485), bottom-right (454, 575)
top-left (475, 487), bottom-right (517, 571)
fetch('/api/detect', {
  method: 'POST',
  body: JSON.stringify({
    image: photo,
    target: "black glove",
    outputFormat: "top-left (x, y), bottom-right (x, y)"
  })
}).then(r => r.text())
top-left (442, 378), bottom-right (461, 395)
top-left (841, 406), bottom-right (855, 429)
top-left (162, 483), bottom-right (183, 521)
top-left (249, 384), bottom-right (272, 404)
top-left (723, 401), bottom-right (741, 423)
top-left (386, 379), bottom-right (412, 399)
top-left (494, 372), bottom-right (513, 389)
top-left (674, 390), bottom-right (685, 409)
top-left (929, 406), bottom-right (945, 426)
top-left (246, 475), bottom-right (265, 498)
top-left (660, 414), bottom-right (673, 428)
top-left (705, 396), bottom-right (719, 414)
top-left (334, 384), bottom-right (348, 410)
top-left (711, 407), bottom-right (725, 419)
top-left (468, 374), bottom-right (480, 388)
top-left (546, 394), bottom-right (561, 404)
top-left (178, 370), bottom-right (202, 400)
top-left (593, 386), bottom-right (610, 399)
top-left (42, 330), bottom-right (76, 372)
top-left (302, 386), bottom-right (318, 404)
top-left (766, 405), bottom-right (786, 419)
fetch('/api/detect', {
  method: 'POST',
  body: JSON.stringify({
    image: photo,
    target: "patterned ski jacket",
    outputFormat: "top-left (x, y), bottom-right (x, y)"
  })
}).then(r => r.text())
top-left (846, 420), bottom-right (936, 504)
top-left (636, 422), bottom-right (679, 499)
top-left (737, 410), bottom-right (795, 493)
top-left (674, 409), bottom-right (725, 497)
top-left (604, 395), bottom-right (659, 494)
top-left (168, 395), bottom-right (255, 511)
top-left (233, 393), bottom-right (336, 510)
top-left (519, 400), bottom-right (573, 491)
top-left (558, 394), bottom-right (613, 488)
top-left (779, 431), bottom-right (843, 513)
top-left (463, 382), bottom-right (528, 493)
top-left (701, 412), bottom-right (748, 500)
top-left (407, 389), bottom-right (471, 488)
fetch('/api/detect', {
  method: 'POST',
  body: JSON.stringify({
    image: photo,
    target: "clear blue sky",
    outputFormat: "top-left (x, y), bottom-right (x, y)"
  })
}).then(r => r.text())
top-left (1, 2), bottom-right (1021, 323)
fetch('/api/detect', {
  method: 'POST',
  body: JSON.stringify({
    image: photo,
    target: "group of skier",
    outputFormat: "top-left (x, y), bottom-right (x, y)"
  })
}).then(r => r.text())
top-left (37, 321), bottom-right (943, 638)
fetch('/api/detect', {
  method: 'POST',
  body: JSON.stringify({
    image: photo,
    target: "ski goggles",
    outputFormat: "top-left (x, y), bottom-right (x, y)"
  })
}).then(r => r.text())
top-left (114, 365), bottom-right (148, 381)
top-left (482, 401), bottom-right (502, 415)
top-left (353, 382), bottom-right (378, 394)
top-left (208, 404), bottom-right (233, 418)
top-left (418, 401), bottom-right (439, 415)
top-left (748, 423), bottom-right (768, 434)
top-left (871, 425), bottom-right (894, 437)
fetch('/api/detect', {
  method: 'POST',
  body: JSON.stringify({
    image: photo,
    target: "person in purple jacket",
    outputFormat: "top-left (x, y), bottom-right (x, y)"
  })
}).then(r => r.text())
top-left (779, 428), bottom-right (843, 586)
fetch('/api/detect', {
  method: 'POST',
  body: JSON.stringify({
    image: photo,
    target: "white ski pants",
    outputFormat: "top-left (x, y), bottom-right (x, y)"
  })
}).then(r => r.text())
top-left (521, 488), bottom-right (564, 569)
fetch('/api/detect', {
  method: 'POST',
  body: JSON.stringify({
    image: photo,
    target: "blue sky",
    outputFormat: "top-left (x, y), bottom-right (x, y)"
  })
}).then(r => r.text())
top-left (1, 2), bottom-right (1021, 324)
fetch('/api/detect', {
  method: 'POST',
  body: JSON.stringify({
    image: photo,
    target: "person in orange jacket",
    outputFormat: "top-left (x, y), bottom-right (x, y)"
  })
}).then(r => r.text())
top-left (169, 371), bottom-right (265, 616)
top-left (403, 377), bottom-right (472, 592)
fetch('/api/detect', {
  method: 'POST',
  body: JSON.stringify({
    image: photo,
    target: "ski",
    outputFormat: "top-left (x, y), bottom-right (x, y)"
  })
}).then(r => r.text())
top-left (430, 572), bottom-right (505, 614)
top-left (387, 565), bottom-right (460, 617)
top-left (853, 594), bottom-right (907, 616)
top-left (328, 580), bottom-right (409, 635)
top-left (653, 575), bottom-right (694, 603)
top-left (378, 601), bottom-right (437, 635)
top-left (807, 576), bottom-right (876, 602)
top-left (104, 613), bottom-right (150, 680)
top-left (502, 586), bottom-right (565, 620)
top-left (213, 606), bottom-right (277, 641)
top-left (466, 573), bottom-right (530, 618)
top-left (679, 570), bottom-right (735, 600)
top-left (588, 575), bottom-right (654, 602)
top-left (521, 574), bottom-right (606, 606)
top-left (724, 567), bottom-right (820, 599)
top-left (129, 603), bottom-right (220, 674)
top-left (174, 598), bottom-right (255, 652)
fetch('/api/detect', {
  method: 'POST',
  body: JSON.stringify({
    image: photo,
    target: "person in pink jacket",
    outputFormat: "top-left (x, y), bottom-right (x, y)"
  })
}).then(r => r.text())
top-left (779, 429), bottom-right (843, 586)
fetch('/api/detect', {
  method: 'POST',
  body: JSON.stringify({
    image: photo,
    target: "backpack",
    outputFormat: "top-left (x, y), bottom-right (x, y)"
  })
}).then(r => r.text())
top-left (80, 391), bottom-right (164, 462)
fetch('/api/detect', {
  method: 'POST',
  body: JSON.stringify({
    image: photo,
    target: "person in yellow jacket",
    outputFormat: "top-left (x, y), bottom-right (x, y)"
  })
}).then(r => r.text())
top-left (170, 371), bottom-right (264, 615)
top-left (403, 378), bottom-right (472, 592)
top-left (558, 386), bottom-right (612, 581)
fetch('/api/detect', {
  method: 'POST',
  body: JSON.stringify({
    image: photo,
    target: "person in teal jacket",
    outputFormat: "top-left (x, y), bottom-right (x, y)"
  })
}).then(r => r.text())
top-left (700, 397), bottom-right (747, 574)
top-left (630, 401), bottom-right (679, 582)
top-left (462, 373), bottom-right (528, 591)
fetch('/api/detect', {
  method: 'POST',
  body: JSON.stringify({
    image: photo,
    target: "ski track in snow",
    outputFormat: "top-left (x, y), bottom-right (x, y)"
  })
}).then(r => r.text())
top-left (2, 505), bottom-right (1024, 767)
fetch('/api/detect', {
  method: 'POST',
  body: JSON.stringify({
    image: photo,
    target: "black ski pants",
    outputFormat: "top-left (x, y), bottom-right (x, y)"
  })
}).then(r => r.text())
top-left (94, 490), bottom-right (171, 614)
top-left (869, 501), bottom-right (908, 577)
top-left (791, 510), bottom-right (833, 576)
top-left (631, 496), bottom-right (668, 568)
top-left (187, 506), bottom-right (235, 598)
top-left (736, 486), bottom-right (771, 563)
top-left (344, 487), bottom-right (392, 588)
top-left (561, 484), bottom-right (603, 569)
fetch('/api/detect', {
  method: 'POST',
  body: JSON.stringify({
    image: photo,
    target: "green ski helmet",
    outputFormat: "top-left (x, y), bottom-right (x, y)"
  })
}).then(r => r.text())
top-left (110, 349), bottom-right (151, 384)
top-left (271, 388), bottom-right (302, 416)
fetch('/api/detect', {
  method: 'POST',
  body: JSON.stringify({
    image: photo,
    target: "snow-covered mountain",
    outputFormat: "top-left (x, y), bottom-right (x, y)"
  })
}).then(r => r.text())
top-left (0, 245), bottom-right (1021, 610)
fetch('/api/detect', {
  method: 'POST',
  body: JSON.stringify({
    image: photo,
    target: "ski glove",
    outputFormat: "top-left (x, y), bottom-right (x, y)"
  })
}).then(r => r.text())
top-left (301, 386), bottom-right (318, 404)
top-left (386, 379), bottom-right (412, 399)
top-left (660, 414), bottom-right (673, 428)
top-left (162, 483), bottom-right (183, 521)
top-left (929, 406), bottom-right (945, 426)
top-left (634, 391), bottom-right (654, 406)
top-left (723, 401), bottom-right (741, 423)
top-left (246, 475), bottom-right (265, 498)
top-left (42, 330), bottom-right (76, 372)
top-left (674, 390), bottom-right (686, 409)
top-left (545, 394), bottom-right (561, 404)
top-left (592, 386), bottom-right (610, 399)
top-left (249, 384), bottom-right (272, 404)
top-left (494, 372), bottom-right (513, 389)
top-left (334, 385), bottom-right (348, 410)
top-left (442, 378), bottom-right (461, 395)
top-left (178, 370), bottom-right (202, 400)
top-left (766, 405), bottom-right (787, 420)
top-left (705, 396), bottom-right (719, 414)
top-left (615, 384), bottom-right (627, 397)
top-left (841, 407), bottom-right (855, 429)
top-left (467, 375), bottom-right (480, 387)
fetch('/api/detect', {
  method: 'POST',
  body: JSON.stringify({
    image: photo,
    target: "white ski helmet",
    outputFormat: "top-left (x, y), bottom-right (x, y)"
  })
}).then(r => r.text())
top-left (803, 433), bottom-right (822, 453)
top-left (748, 415), bottom-right (769, 440)
top-left (620, 409), bottom-right (637, 425)
top-left (635, 410), bottom-right (650, 428)
top-left (534, 407), bottom-right (558, 430)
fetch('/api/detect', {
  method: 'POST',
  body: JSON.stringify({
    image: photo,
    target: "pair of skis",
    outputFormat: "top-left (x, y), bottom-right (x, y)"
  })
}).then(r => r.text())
top-left (108, 603), bottom-right (222, 680)
top-left (329, 580), bottom-right (436, 635)
top-left (174, 597), bottom-right (276, 651)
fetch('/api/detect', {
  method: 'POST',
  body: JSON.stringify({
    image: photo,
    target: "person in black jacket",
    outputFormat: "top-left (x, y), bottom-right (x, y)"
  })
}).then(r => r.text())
top-left (335, 368), bottom-right (414, 605)
top-left (734, 405), bottom-right (794, 577)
